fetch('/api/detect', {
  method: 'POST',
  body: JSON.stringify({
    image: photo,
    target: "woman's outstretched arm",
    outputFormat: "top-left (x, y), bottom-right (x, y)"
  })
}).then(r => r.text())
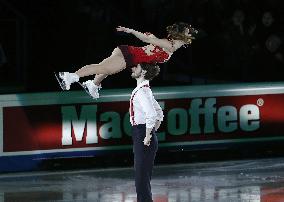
top-left (116, 26), bottom-right (175, 52)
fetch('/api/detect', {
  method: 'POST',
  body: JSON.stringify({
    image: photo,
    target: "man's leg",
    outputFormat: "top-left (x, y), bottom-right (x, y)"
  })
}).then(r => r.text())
top-left (132, 126), bottom-right (153, 202)
top-left (144, 134), bottom-right (158, 181)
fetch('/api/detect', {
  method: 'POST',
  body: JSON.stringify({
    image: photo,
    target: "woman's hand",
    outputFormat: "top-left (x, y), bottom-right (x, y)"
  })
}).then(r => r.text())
top-left (116, 26), bottom-right (133, 34)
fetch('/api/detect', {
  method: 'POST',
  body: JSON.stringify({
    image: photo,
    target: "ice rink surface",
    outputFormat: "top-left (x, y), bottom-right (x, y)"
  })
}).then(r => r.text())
top-left (1, 157), bottom-right (284, 202)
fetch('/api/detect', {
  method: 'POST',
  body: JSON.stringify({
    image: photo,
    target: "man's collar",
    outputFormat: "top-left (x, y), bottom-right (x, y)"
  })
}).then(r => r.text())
top-left (137, 80), bottom-right (149, 88)
top-left (132, 80), bottom-right (150, 95)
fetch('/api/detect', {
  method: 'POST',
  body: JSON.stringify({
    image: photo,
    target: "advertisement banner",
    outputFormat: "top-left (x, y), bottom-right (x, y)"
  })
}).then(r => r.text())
top-left (1, 83), bottom-right (284, 171)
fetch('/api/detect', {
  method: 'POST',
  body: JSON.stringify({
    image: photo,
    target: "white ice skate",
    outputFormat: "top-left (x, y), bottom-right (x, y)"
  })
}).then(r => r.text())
top-left (78, 80), bottom-right (102, 99)
top-left (55, 72), bottom-right (79, 90)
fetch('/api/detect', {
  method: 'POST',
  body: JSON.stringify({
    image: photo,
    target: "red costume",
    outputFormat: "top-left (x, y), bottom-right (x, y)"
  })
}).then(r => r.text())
top-left (118, 33), bottom-right (172, 68)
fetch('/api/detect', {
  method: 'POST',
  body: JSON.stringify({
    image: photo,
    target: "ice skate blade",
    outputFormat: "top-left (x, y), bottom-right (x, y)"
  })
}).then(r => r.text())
top-left (54, 72), bottom-right (67, 90)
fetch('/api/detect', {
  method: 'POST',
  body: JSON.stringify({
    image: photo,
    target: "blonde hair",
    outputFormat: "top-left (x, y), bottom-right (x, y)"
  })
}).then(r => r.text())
top-left (166, 22), bottom-right (198, 44)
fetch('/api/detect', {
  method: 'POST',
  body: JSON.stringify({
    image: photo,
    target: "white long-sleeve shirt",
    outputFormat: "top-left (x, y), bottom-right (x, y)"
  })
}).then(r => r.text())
top-left (130, 80), bottom-right (164, 129)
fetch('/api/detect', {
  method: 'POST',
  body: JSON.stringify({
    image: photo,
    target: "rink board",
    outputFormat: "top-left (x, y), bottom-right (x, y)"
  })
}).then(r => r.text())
top-left (1, 82), bottom-right (284, 172)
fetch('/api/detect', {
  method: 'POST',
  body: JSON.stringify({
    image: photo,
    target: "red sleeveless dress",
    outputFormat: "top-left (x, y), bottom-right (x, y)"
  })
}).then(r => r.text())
top-left (118, 33), bottom-right (172, 68)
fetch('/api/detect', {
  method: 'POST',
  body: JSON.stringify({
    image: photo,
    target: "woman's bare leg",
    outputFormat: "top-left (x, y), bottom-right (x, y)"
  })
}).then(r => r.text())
top-left (75, 48), bottom-right (126, 77)
top-left (93, 74), bottom-right (108, 85)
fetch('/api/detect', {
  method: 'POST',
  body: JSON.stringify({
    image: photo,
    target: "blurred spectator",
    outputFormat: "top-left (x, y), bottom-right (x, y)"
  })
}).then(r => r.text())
top-left (255, 34), bottom-right (283, 81)
top-left (248, 10), bottom-right (283, 81)
top-left (254, 11), bottom-right (278, 48)
top-left (222, 9), bottom-right (252, 81)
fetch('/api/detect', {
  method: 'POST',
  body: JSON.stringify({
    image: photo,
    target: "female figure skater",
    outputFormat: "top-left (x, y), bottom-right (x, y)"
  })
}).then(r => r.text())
top-left (55, 22), bottom-right (198, 98)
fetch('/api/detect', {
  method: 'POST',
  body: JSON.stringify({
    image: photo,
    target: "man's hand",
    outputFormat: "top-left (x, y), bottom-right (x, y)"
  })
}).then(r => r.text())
top-left (143, 134), bottom-right (152, 146)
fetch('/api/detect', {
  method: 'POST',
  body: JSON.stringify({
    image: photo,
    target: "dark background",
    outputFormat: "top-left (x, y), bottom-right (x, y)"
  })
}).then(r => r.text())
top-left (1, 0), bottom-right (284, 94)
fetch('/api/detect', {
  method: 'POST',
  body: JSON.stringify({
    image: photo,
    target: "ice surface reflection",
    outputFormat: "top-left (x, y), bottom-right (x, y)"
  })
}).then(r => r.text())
top-left (1, 158), bottom-right (284, 202)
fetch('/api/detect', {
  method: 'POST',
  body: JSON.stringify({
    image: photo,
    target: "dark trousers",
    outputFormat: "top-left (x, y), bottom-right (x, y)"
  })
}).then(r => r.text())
top-left (132, 124), bottom-right (158, 202)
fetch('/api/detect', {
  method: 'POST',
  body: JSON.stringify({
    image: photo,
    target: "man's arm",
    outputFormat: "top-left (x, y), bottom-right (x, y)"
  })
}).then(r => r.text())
top-left (136, 88), bottom-right (157, 146)
top-left (153, 98), bottom-right (164, 131)
top-left (154, 120), bottom-right (162, 132)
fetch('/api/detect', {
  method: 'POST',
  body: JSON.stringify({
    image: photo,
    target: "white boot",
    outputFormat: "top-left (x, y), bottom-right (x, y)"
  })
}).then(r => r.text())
top-left (81, 80), bottom-right (101, 99)
top-left (57, 72), bottom-right (79, 90)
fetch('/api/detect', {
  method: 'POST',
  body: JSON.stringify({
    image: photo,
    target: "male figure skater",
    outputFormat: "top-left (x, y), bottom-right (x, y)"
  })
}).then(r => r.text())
top-left (130, 63), bottom-right (163, 202)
